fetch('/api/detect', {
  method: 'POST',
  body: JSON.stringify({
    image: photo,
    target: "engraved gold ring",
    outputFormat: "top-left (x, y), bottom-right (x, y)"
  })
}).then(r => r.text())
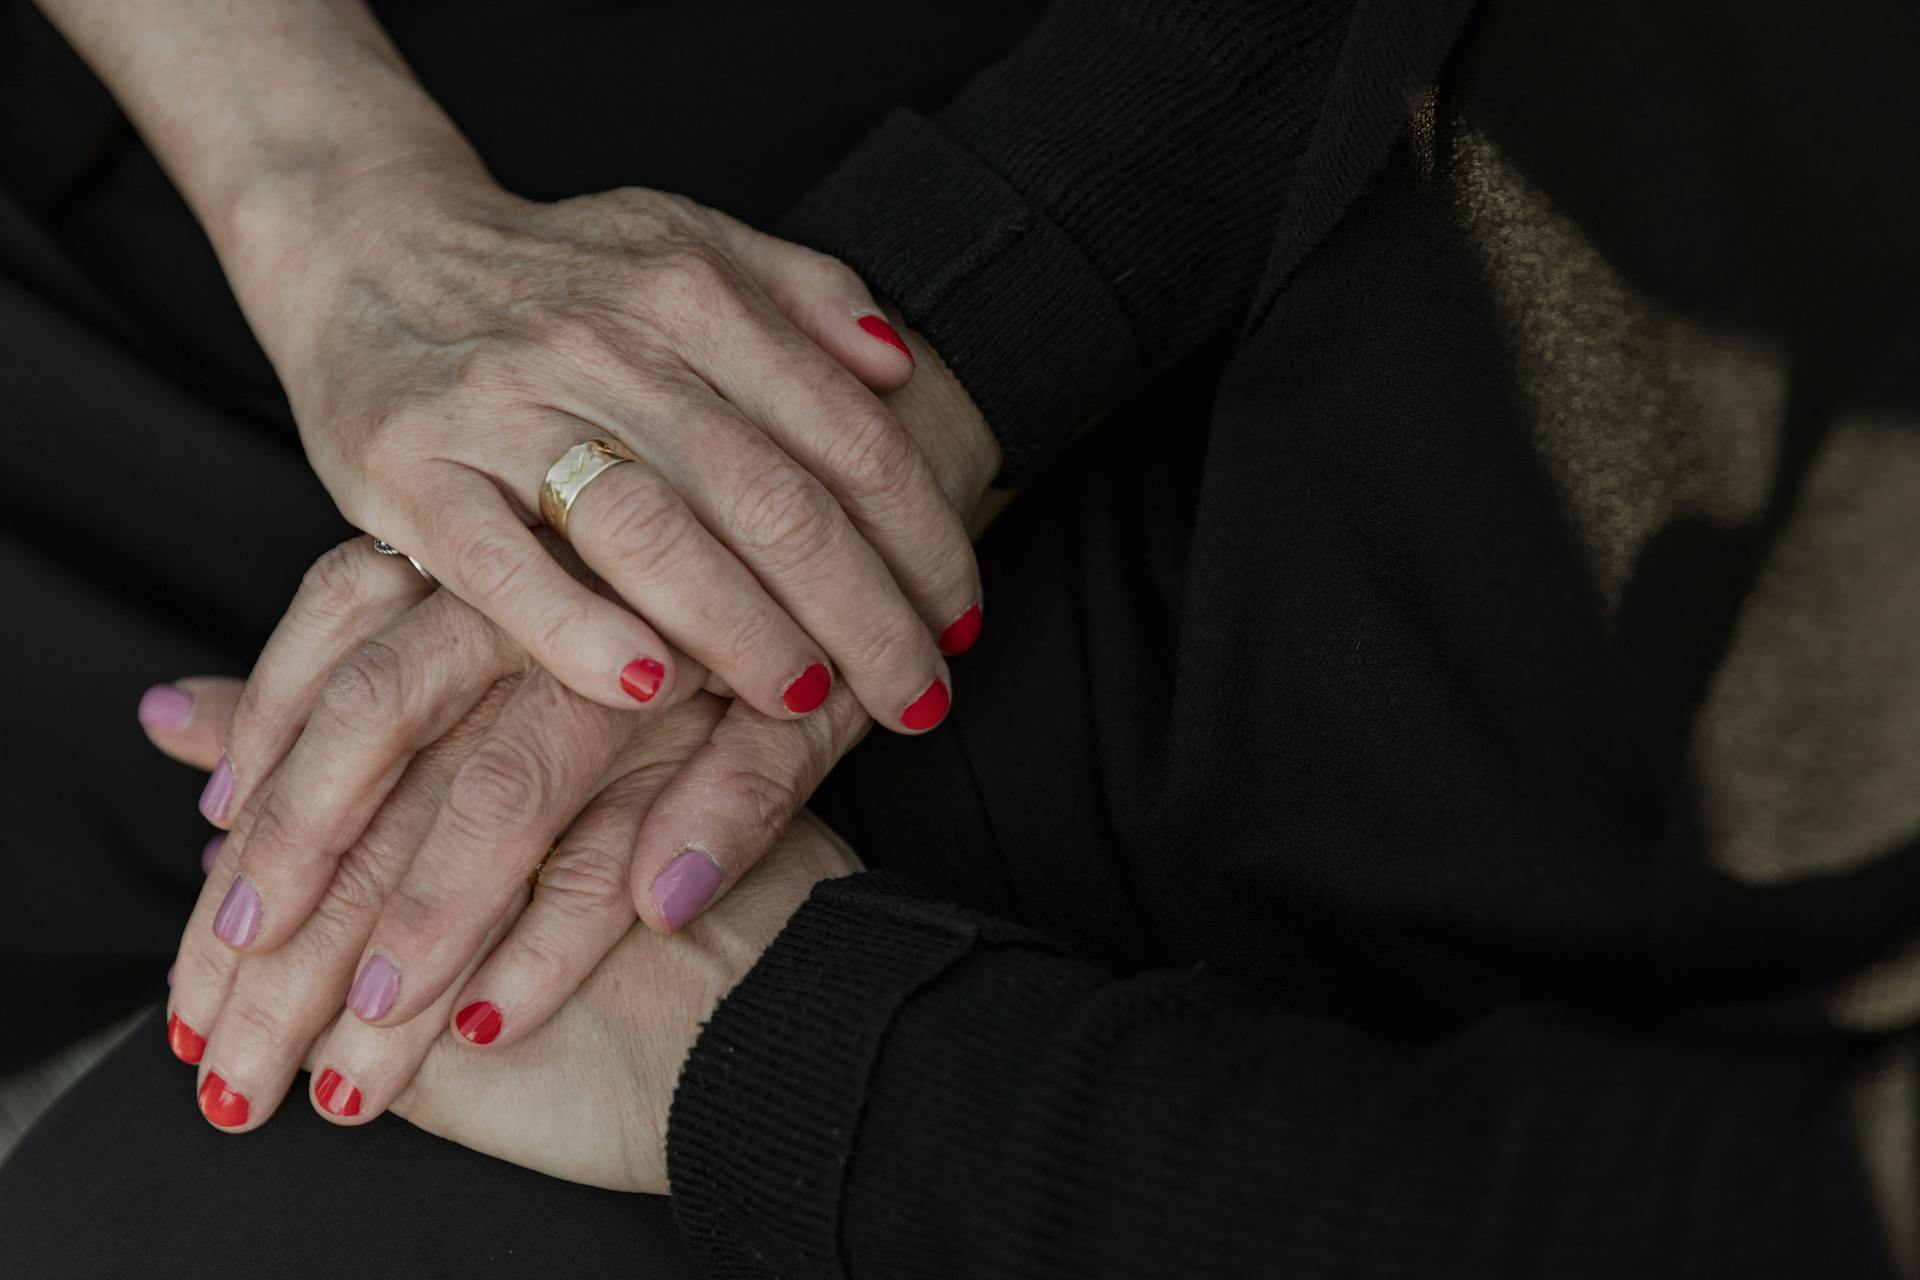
top-left (539, 438), bottom-right (638, 539)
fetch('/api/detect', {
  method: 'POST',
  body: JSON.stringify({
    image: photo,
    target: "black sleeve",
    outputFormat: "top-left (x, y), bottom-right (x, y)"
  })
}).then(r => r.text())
top-left (668, 873), bottom-right (1913, 1279)
top-left (777, 0), bottom-right (1355, 485)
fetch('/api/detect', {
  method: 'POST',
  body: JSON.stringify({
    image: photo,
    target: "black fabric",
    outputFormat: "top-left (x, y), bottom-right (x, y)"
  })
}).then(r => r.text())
top-left (670, 0), bottom-right (1920, 1274)
top-left (0, 0), bottom-right (1042, 1074)
top-left (7, 0), bottom-right (1920, 1276)
top-left (778, 0), bottom-right (1362, 486)
top-left (0, 1007), bottom-right (698, 1279)
top-left (0, 0), bottom-right (1041, 1271)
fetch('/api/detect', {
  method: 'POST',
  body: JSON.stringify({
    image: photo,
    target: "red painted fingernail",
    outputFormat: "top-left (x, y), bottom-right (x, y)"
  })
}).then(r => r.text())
top-left (900, 679), bottom-right (950, 731)
top-left (198, 1072), bottom-right (249, 1128)
top-left (167, 1012), bottom-right (205, 1065)
top-left (782, 662), bottom-right (832, 714)
top-left (937, 603), bottom-right (982, 656)
top-left (857, 314), bottom-right (912, 362)
top-left (621, 658), bottom-right (664, 703)
top-left (313, 1067), bottom-right (363, 1117)
top-left (455, 1000), bottom-right (503, 1045)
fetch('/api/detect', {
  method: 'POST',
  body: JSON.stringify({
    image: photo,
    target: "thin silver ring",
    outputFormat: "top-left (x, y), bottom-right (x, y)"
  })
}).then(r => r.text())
top-left (372, 540), bottom-right (439, 589)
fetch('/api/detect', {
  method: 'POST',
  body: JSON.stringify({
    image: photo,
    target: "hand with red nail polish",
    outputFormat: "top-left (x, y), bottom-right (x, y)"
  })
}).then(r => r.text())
top-left (361, 814), bottom-right (856, 1192)
top-left (190, 122), bottom-right (990, 732)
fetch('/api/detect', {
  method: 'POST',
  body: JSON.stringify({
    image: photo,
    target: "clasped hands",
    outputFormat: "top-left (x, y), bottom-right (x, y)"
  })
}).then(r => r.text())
top-left (141, 172), bottom-right (1000, 1193)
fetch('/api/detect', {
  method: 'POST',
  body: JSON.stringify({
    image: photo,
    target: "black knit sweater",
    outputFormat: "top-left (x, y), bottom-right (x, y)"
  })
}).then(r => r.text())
top-left (668, 1), bottom-right (1920, 1275)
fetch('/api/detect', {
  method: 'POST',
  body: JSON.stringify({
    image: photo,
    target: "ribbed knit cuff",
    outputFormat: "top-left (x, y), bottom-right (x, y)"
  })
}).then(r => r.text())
top-left (779, 109), bottom-right (1140, 488)
top-left (667, 873), bottom-right (1065, 1278)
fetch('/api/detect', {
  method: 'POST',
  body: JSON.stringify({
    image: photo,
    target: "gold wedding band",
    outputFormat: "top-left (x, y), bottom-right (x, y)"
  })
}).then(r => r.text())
top-left (539, 438), bottom-right (637, 538)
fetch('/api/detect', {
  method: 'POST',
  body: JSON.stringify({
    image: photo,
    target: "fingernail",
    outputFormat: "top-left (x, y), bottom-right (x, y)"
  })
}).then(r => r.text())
top-left (201, 833), bottom-right (226, 874)
top-left (857, 314), bottom-right (913, 362)
top-left (137, 683), bottom-right (193, 731)
top-left (198, 755), bottom-right (235, 823)
top-left (166, 964), bottom-right (175, 988)
top-left (782, 662), bottom-right (832, 714)
top-left (937, 603), bottom-right (983, 656)
top-left (455, 1000), bottom-right (503, 1045)
top-left (166, 1012), bottom-right (204, 1064)
top-left (899, 679), bottom-right (950, 731)
top-left (620, 658), bottom-right (664, 703)
top-left (198, 1071), bottom-right (249, 1128)
top-left (313, 1067), bottom-right (362, 1118)
top-left (347, 954), bottom-right (400, 1022)
top-left (211, 875), bottom-right (261, 948)
top-left (653, 848), bottom-right (724, 932)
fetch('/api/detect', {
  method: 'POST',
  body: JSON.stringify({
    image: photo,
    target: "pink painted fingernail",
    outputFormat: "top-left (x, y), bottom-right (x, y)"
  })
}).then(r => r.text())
top-left (621, 658), bottom-right (664, 703)
top-left (653, 848), bottom-right (723, 931)
top-left (857, 314), bottom-right (913, 362)
top-left (201, 833), bottom-right (225, 874)
top-left (137, 684), bottom-right (193, 731)
top-left (198, 756), bottom-right (235, 822)
top-left (211, 875), bottom-right (261, 948)
top-left (348, 954), bottom-right (399, 1021)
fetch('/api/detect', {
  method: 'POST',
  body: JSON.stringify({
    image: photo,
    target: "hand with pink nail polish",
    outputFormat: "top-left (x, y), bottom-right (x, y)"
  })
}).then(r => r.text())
top-left (373, 813), bottom-right (858, 1192)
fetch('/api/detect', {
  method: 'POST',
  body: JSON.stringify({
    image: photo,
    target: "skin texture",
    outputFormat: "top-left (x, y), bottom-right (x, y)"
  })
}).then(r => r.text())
top-left (147, 670), bottom-right (854, 1189)
top-left (34, 0), bottom-right (978, 727)
top-left (145, 320), bottom-right (999, 1098)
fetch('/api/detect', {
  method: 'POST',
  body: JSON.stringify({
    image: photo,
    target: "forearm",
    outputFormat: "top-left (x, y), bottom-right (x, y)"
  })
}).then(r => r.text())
top-left (32, 0), bottom-right (484, 341)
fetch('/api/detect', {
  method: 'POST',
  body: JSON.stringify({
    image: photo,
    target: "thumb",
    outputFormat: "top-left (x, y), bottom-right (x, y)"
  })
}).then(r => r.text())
top-left (709, 209), bottom-right (916, 394)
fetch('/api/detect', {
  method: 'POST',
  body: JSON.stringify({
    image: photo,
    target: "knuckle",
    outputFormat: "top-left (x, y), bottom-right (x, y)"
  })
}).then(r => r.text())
top-left (217, 993), bottom-right (288, 1049)
top-left (807, 252), bottom-right (866, 296)
top-left (446, 738), bottom-right (552, 833)
top-left (316, 639), bottom-right (407, 736)
top-left (592, 476), bottom-right (698, 571)
top-left (841, 608), bottom-right (928, 680)
top-left (449, 524), bottom-right (533, 607)
top-left (714, 765), bottom-right (804, 851)
top-left (538, 832), bottom-right (632, 907)
top-left (499, 924), bottom-right (570, 993)
top-left (233, 788), bottom-right (306, 868)
top-left (821, 407), bottom-right (918, 505)
top-left (310, 850), bottom-right (385, 935)
top-left (298, 543), bottom-right (374, 619)
top-left (731, 465), bottom-right (843, 567)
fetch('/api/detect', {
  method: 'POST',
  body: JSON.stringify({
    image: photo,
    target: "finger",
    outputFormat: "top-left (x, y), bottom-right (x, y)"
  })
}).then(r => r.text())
top-left (138, 675), bottom-right (244, 770)
top-left (210, 590), bottom-right (521, 957)
top-left (206, 538), bottom-right (433, 827)
top-left (631, 389), bottom-right (955, 733)
top-left (554, 443), bottom-right (836, 721)
top-left (344, 670), bottom-right (629, 1028)
top-left (308, 894), bottom-right (525, 1127)
top-left (190, 712), bottom-right (480, 1132)
top-left (681, 288), bottom-right (982, 673)
top-left (708, 209), bottom-right (916, 393)
top-left (448, 698), bottom-right (725, 1048)
top-left (629, 678), bottom-right (871, 933)
top-left (399, 466), bottom-right (683, 712)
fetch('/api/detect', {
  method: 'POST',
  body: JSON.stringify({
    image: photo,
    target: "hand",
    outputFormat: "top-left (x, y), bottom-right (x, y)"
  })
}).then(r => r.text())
top-left (385, 814), bottom-right (858, 1193)
top-left (233, 164), bottom-right (979, 731)
top-left (138, 324), bottom-right (999, 1087)
top-left (148, 657), bottom-right (853, 1171)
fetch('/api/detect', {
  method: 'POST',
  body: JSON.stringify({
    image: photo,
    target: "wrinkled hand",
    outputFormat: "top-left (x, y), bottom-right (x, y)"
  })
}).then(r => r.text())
top-left (387, 814), bottom-right (857, 1193)
top-left (136, 314), bottom-right (1000, 1131)
top-left (233, 166), bottom-right (982, 729)
top-left (147, 656), bottom-right (855, 1175)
